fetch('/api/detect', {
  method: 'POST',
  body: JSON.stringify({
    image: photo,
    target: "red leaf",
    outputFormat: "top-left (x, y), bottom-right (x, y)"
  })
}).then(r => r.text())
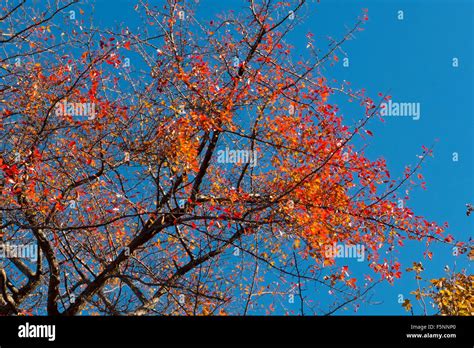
top-left (347, 278), bottom-right (357, 289)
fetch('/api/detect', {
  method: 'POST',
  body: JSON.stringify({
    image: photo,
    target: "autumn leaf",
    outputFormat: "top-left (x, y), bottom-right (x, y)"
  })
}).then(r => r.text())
top-left (402, 299), bottom-right (412, 312)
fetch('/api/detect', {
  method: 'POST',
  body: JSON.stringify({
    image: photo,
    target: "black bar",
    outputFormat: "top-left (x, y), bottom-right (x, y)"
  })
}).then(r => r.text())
top-left (0, 316), bottom-right (472, 346)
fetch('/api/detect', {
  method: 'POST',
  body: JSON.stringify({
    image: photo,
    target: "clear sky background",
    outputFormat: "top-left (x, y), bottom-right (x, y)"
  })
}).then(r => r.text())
top-left (85, 0), bottom-right (473, 315)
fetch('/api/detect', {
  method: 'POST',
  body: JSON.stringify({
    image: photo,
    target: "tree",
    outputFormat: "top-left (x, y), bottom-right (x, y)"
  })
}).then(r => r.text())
top-left (403, 263), bottom-right (473, 316)
top-left (0, 0), bottom-right (465, 315)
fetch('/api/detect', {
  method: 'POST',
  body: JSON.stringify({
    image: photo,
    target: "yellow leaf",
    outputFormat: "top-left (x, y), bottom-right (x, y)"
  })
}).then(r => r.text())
top-left (402, 299), bottom-right (412, 311)
top-left (293, 239), bottom-right (301, 249)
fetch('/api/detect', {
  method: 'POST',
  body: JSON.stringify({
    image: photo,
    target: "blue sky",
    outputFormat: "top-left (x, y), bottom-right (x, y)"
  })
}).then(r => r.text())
top-left (85, 0), bottom-right (473, 315)
top-left (312, 0), bottom-right (474, 314)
